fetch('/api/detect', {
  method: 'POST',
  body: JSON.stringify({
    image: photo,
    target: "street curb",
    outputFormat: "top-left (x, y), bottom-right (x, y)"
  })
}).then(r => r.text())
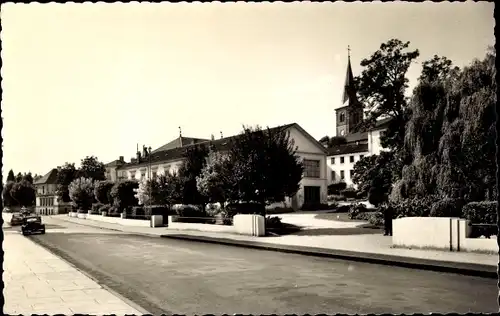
top-left (161, 234), bottom-right (498, 279)
top-left (27, 235), bottom-right (152, 315)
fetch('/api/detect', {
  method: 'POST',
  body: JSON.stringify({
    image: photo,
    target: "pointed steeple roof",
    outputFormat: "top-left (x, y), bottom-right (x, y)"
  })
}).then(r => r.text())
top-left (342, 46), bottom-right (357, 105)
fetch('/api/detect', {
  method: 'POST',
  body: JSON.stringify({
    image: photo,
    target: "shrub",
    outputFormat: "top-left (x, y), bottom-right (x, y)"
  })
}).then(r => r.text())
top-left (131, 206), bottom-right (144, 217)
top-left (226, 203), bottom-right (265, 216)
top-left (144, 205), bottom-right (171, 217)
top-left (98, 204), bottom-right (111, 214)
top-left (91, 203), bottom-right (103, 214)
top-left (176, 205), bottom-right (208, 218)
top-left (356, 191), bottom-right (367, 199)
top-left (328, 194), bottom-right (346, 202)
top-left (336, 205), bottom-right (350, 213)
top-left (368, 186), bottom-right (386, 207)
top-left (392, 196), bottom-right (439, 218)
top-left (328, 182), bottom-right (347, 195)
top-left (348, 203), bottom-right (368, 220)
top-left (265, 216), bottom-right (283, 230)
top-left (462, 201), bottom-right (497, 224)
top-left (108, 205), bottom-right (120, 216)
top-left (430, 198), bottom-right (464, 217)
top-left (206, 203), bottom-right (222, 217)
top-left (367, 211), bottom-right (384, 226)
top-left (340, 188), bottom-right (358, 200)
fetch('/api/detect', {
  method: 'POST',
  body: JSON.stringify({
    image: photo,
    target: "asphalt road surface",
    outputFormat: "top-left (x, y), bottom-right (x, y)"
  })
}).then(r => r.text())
top-left (29, 218), bottom-right (497, 314)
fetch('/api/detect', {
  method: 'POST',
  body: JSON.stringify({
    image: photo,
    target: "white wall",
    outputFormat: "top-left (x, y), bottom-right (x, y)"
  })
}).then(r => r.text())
top-left (326, 152), bottom-right (369, 187)
top-left (124, 160), bottom-right (183, 181)
top-left (393, 217), bottom-right (497, 253)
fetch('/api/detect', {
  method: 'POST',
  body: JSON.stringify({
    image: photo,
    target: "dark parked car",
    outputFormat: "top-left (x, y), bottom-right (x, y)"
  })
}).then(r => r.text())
top-left (10, 213), bottom-right (25, 226)
top-left (21, 216), bottom-right (46, 235)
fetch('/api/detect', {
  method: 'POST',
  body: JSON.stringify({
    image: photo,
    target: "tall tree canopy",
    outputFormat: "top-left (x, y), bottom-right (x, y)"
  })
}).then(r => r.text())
top-left (56, 163), bottom-right (79, 202)
top-left (79, 156), bottom-right (106, 181)
top-left (178, 144), bottom-right (209, 207)
top-left (7, 170), bottom-right (15, 182)
top-left (393, 47), bottom-right (496, 202)
top-left (355, 39), bottom-right (420, 150)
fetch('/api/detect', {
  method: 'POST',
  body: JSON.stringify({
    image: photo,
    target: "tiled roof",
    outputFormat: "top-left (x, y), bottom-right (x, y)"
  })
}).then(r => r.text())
top-left (105, 159), bottom-right (125, 167)
top-left (118, 123), bottom-right (297, 170)
top-left (152, 137), bottom-right (210, 153)
top-left (34, 169), bottom-right (58, 185)
top-left (327, 143), bottom-right (369, 156)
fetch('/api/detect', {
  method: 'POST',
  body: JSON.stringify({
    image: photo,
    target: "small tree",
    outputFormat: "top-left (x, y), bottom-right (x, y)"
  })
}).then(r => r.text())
top-left (110, 180), bottom-right (139, 211)
top-left (94, 180), bottom-right (115, 205)
top-left (68, 177), bottom-right (95, 211)
top-left (2, 181), bottom-right (19, 207)
top-left (156, 172), bottom-right (183, 209)
top-left (10, 180), bottom-right (36, 207)
top-left (56, 162), bottom-right (79, 202)
top-left (7, 170), bottom-right (15, 182)
top-left (178, 144), bottom-right (209, 208)
top-left (196, 151), bottom-right (233, 206)
top-left (229, 125), bottom-right (304, 207)
top-left (134, 178), bottom-right (161, 206)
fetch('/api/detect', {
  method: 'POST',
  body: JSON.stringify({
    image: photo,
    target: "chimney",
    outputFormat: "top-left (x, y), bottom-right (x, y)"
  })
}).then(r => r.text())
top-left (176, 126), bottom-right (183, 147)
top-left (119, 156), bottom-right (124, 162)
top-left (211, 134), bottom-right (215, 141)
top-left (220, 131), bottom-right (223, 139)
top-left (137, 151), bottom-right (141, 162)
top-left (142, 145), bottom-right (148, 158)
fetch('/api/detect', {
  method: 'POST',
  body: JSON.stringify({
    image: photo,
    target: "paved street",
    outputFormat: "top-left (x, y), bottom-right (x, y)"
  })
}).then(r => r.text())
top-left (27, 218), bottom-right (497, 314)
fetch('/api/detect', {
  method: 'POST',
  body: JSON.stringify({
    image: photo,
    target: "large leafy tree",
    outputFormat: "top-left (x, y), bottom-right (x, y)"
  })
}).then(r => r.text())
top-left (79, 156), bottom-right (106, 181)
top-left (7, 170), bottom-right (15, 182)
top-left (395, 47), bottom-right (496, 203)
top-left (15, 172), bottom-right (23, 183)
top-left (10, 180), bottom-right (36, 207)
top-left (69, 177), bottom-right (95, 211)
top-left (23, 172), bottom-right (34, 184)
top-left (155, 172), bottom-right (183, 209)
top-left (56, 163), bottom-right (78, 202)
top-left (2, 181), bottom-right (19, 207)
top-left (94, 180), bottom-right (115, 205)
top-left (178, 144), bottom-right (209, 207)
top-left (355, 39), bottom-right (420, 151)
top-left (110, 180), bottom-right (139, 211)
top-left (229, 125), bottom-right (304, 206)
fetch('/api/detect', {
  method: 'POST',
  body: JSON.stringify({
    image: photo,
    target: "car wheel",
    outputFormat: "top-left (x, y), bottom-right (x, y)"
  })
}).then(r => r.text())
top-left (22, 230), bottom-right (27, 236)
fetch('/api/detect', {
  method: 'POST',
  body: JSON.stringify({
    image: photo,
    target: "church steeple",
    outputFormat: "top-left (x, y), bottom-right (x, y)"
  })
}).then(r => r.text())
top-left (342, 45), bottom-right (357, 105)
top-left (335, 46), bottom-right (363, 137)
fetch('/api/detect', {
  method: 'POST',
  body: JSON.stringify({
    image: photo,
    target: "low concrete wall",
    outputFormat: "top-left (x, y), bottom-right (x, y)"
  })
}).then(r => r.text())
top-left (86, 214), bottom-right (151, 227)
top-left (166, 214), bottom-right (265, 236)
top-left (393, 217), bottom-right (497, 253)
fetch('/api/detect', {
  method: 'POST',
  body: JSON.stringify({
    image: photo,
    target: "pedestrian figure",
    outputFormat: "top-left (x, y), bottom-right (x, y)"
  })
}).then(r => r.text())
top-left (383, 204), bottom-right (393, 236)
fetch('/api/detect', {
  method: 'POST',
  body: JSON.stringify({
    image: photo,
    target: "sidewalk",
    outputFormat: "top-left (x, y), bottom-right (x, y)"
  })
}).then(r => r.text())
top-left (51, 215), bottom-right (498, 278)
top-left (3, 231), bottom-right (147, 314)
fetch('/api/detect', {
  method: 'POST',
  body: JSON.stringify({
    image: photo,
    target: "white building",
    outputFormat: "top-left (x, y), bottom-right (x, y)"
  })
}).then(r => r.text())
top-left (105, 123), bottom-right (328, 210)
top-left (33, 168), bottom-right (72, 215)
top-left (325, 53), bottom-right (391, 187)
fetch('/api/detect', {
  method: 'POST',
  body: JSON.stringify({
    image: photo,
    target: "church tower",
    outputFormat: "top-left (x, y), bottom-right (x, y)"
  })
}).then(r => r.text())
top-left (335, 46), bottom-right (363, 137)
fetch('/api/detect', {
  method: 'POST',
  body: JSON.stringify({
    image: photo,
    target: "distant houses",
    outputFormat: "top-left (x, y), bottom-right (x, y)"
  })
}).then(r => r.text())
top-left (33, 168), bottom-right (72, 215)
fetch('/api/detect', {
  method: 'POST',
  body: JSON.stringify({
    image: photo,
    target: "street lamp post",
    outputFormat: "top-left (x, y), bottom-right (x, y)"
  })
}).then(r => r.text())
top-left (148, 146), bottom-right (152, 211)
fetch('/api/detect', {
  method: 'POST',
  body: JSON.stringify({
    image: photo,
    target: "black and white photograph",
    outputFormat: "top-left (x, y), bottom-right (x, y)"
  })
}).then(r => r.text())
top-left (1, 2), bottom-right (497, 314)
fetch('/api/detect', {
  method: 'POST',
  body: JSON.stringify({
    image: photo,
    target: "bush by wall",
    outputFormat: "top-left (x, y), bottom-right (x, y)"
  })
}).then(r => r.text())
top-left (226, 203), bottom-right (265, 216)
top-left (462, 201), bottom-right (497, 224)
top-left (328, 182), bottom-right (347, 195)
top-left (340, 188), bottom-right (358, 200)
top-left (91, 203), bottom-right (103, 214)
top-left (348, 203), bottom-right (368, 220)
top-left (176, 205), bottom-right (209, 218)
top-left (367, 211), bottom-right (384, 227)
top-left (392, 196), bottom-right (439, 218)
top-left (98, 204), bottom-right (111, 214)
top-left (429, 198), bottom-right (464, 218)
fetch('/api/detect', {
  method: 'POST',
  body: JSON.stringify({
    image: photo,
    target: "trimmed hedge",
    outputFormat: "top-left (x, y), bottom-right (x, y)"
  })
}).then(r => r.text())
top-left (430, 198), bottom-right (464, 218)
top-left (226, 203), bottom-right (265, 216)
top-left (462, 201), bottom-right (497, 224)
top-left (176, 205), bottom-right (208, 218)
top-left (328, 182), bottom-right (347, 195)
top-left (301, 202), bottom-right (336, 211)
top-left (340, 188), bottom-right (358, 200)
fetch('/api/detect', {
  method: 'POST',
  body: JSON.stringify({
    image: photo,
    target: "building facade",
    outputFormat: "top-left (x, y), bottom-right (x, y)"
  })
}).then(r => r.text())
top-left (34, 168), bottom-right (72, 215)
top-left (105, 123), bottom-right (328, 210)
top-left (326, 53), bottom-right (390, 187)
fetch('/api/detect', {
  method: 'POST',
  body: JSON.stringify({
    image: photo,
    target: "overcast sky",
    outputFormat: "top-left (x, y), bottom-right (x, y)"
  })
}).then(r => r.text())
top-left (1, 2), bottom-right (494, 178)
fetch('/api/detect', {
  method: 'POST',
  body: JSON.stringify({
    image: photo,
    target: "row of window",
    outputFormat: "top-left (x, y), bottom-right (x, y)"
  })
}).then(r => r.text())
top-left (40, 197), bottom-right (54, 207)
top-left (330, 154), bottom-right (364, 165)
top-left (331, 170), bottom-right (354, 181)
top-left (303, 159), bottom-right (321, 178)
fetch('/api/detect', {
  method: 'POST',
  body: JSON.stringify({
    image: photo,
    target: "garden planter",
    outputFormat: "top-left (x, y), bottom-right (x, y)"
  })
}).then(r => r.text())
top-left (151, 215), bottom-right (163, 227)
top-left (88, 210), bottom-right (92, 215)
top-left (101, 211), bottom-right (107, 217)
top-left (120, 212), bottom-right (126, 219)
